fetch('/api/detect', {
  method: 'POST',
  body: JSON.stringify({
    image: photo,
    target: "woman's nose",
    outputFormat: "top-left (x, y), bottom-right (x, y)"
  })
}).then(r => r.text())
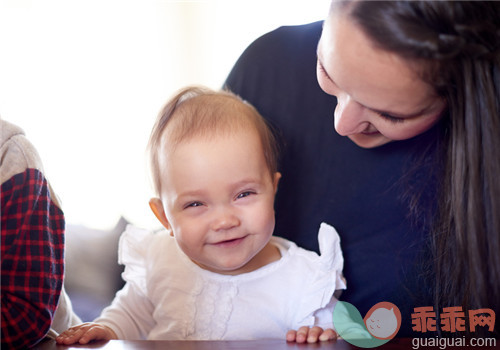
top-left (334, 94), bottom-right (369, 136)
top-left (210, 207), bottom-right (240, 231)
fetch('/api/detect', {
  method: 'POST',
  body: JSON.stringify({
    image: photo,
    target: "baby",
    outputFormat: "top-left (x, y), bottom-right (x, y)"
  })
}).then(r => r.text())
top-left (57, 86), bottom-right (346, 344)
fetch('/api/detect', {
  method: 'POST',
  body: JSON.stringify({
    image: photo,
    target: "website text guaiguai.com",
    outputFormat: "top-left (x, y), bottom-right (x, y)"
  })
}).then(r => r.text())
top-left (411, 337), bottom-right (497, 349)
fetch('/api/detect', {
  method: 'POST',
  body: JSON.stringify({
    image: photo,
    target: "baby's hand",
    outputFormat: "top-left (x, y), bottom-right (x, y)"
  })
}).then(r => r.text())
top-left (56, 322), bottom-right (117, 345)
top-left (286, 326), bottom-right (337, 343)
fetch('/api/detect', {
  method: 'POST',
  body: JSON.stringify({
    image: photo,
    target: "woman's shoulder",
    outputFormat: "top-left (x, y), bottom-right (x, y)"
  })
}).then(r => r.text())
top-left (225, 21), bottom-right (323, 95)
top-left (234, 20), bottom-right (322, 58)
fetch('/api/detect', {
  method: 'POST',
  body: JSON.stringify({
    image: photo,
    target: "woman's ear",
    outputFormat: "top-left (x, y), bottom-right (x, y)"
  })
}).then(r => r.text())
top-left (149, 198), bottom-right (172, 234)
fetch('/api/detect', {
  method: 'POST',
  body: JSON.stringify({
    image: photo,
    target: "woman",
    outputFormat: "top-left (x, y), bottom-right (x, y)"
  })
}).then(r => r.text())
top-left (225, 0), bottom-right (499, 337)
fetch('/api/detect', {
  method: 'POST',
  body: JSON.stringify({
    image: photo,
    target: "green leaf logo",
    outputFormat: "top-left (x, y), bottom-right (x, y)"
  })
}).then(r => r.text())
top-left (333, 301), bottom-right (401, 348)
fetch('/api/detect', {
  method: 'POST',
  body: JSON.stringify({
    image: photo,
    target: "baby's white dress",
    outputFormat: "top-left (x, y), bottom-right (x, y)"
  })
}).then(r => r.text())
top-left (95, 223), bottom-right (346, 340)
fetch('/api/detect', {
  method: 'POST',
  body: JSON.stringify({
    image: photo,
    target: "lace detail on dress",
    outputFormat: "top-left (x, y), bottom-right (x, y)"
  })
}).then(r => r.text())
top-left (191, 280), bottom-right (237, 339)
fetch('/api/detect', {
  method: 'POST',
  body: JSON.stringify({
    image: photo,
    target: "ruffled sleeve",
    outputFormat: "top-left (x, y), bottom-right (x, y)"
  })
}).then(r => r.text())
top-left (291, 222), bottom-right (346, 328)
top-left (118, 225), bottom-right (154, 296)
top-left (318, 222), bottom-right (346, 291)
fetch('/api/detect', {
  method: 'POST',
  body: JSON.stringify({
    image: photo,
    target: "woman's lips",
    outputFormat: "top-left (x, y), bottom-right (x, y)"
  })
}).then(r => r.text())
top-left (361, 130), bottom-right (380, 135)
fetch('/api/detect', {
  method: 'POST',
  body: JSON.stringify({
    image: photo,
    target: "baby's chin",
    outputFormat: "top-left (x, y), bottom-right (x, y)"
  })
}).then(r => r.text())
top-left (193, 258), bottom-right (253, 276)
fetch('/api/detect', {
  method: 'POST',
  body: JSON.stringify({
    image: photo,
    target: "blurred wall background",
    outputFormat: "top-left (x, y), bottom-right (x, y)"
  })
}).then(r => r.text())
top-left (0, 0), bottom-right (329, 230)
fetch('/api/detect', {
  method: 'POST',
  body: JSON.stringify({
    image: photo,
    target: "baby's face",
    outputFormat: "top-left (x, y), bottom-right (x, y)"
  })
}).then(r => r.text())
top-left (158, 128), bottom-right (280, 275)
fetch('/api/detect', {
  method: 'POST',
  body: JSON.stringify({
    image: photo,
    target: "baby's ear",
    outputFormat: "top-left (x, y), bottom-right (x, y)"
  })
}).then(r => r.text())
top-left (149, 198), bottom-right (172, 233)
top-left (273, 172), bottom-right (282, 193)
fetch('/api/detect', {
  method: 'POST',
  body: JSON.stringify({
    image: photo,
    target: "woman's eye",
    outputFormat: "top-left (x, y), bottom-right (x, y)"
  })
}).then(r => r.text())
top-left (318, 61), bottom-right (331, 81)
top-left (379, 112), bottom-right (405, 124)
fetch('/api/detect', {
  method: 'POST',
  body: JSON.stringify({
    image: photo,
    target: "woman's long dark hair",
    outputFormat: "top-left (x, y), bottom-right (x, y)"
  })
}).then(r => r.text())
top-left (336, 0), bottom-right (500, 335)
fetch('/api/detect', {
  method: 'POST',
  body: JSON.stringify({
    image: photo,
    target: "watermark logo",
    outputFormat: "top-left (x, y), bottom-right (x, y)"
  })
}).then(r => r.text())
top-left (333, 302), bottom-right (496, 349)
top-left (333, 301), bottom-right (401, 348)
top-left (411, 306), bottom-right (496, 333)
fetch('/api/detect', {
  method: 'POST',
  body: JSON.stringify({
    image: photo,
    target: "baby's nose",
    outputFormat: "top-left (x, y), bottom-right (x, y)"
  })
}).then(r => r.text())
top-left (210, 207), bottom-right (240, 231)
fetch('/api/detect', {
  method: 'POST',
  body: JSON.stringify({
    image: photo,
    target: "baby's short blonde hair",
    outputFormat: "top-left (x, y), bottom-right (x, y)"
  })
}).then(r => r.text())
top-left (148, 86), bottom-right (279, 196)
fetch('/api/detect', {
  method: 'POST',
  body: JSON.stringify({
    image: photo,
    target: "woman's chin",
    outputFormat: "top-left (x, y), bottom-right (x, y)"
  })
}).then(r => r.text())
top-left (347, 133), bottom-right (392, 149)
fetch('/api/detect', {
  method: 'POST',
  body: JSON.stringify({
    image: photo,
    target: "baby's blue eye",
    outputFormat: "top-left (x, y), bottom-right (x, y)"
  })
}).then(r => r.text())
top-left (237, 191), bottom-right (253, 199)
top-left (185, 202), bottom-right (202, 208)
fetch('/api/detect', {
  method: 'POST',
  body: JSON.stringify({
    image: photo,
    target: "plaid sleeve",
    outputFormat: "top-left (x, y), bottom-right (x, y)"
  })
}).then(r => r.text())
top-left (1, 168), bottom-right (64, 349)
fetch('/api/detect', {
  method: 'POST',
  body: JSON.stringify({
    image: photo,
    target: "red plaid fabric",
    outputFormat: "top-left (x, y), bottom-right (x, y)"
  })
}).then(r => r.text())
top-left (1, 168), bottom-right (64, 349)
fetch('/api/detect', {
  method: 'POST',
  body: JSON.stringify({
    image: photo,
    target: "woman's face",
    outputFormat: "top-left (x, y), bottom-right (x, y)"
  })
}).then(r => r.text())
top-left (317, 12), bottom-right (446, 148)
